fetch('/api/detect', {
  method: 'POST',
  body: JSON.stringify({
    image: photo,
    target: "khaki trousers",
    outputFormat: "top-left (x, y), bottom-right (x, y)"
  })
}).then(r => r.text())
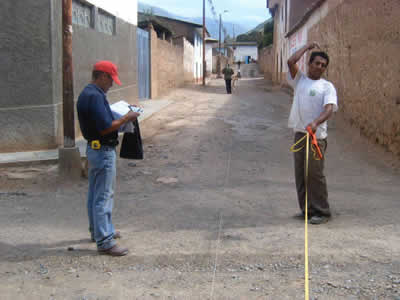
top-left (293, 132), bottom-right (331, 217)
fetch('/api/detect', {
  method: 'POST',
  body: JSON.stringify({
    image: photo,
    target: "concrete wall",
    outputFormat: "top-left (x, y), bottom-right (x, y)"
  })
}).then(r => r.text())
top-left (258, 45), bottom-right (274, 80)
top-left (0, 0), bottom-right (63, 152)
top-left (0, 0), bottom-right (138, 152)
top-left (307, 0), bottom-right (400, 156)
top-left (150, 27), bottom-right (185, 98)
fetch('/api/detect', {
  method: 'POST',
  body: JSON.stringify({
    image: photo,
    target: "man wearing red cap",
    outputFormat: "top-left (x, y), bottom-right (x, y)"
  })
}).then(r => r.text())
top-left (77, 61), bottom-right (140, 256)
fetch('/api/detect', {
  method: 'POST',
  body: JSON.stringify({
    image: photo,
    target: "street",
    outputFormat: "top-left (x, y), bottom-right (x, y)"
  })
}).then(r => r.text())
top-left (1, 77), bottom-right (400, 299)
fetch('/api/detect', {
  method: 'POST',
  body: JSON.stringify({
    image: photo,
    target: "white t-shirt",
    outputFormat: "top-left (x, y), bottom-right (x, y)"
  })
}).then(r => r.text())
top-left (287, 71), bottom-right (338, 139)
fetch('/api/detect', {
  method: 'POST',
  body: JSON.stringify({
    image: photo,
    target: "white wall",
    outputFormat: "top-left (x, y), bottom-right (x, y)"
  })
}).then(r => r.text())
top-left (183, 38), bottom-right (194, 82)
top-left (193, 32), bottom-right (203, 80)
top-left (87, 0), bottom-right (138, 25)
top-left (205, 43), bottom-right (214, 75)
top-left (234, 46), bottom-right (258, 62)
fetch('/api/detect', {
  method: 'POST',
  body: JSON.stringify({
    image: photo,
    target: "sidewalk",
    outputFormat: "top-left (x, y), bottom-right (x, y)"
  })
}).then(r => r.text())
top-left (0, 99), bottom-right (172, 167)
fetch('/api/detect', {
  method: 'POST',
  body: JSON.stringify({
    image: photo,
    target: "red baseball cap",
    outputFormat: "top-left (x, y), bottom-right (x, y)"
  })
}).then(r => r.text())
top-left (93, 60), bottom-right (121, 85)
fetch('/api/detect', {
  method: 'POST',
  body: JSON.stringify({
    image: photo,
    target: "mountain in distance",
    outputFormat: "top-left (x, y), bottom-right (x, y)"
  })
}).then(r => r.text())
top-left (138, 2), bottom-right (250, 40)
top-left (138, 2), bottom-right (176, 19)
top-left (245, 17), bottom-right (273, 34)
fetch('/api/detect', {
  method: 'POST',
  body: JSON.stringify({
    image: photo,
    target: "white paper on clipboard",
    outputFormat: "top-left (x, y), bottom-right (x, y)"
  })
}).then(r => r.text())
top-left (110, 100), bottom-right (136, 133)
top-left (110, 100), bottom-right (131, 116)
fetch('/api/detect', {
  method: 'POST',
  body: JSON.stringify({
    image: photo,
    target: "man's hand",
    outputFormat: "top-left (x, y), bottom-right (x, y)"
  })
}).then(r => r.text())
top-left (306, 104), bottom-right (334, 134)
top-left (307, 41), bottom-right (321, 51)
top-left (100, 111), bottom-right (140, 136)
top-left (126, 111), bottom-right (140, 121)
top-left (306, 121), bottom-right (318, 133)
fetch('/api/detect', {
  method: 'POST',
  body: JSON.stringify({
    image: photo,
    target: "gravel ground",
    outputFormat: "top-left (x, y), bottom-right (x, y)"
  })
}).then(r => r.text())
top-left (0, 76), bottom-right (399, 300)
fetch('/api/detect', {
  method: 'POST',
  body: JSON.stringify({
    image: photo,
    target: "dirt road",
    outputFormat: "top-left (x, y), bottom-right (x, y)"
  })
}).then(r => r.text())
top-left (1, 77), bottom-right (399, 299)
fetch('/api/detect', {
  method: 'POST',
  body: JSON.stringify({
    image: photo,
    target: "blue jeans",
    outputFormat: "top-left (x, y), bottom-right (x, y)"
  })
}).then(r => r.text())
top-left (86, 145), bottom-right (117, 250)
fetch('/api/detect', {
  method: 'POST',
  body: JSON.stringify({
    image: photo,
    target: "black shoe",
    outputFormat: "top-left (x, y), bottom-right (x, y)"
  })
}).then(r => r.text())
top-left (309, 215), bottom-right (330, 225)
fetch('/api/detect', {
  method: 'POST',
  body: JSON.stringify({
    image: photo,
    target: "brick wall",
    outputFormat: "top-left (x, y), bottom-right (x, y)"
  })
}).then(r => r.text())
top-left (308, 0), bottom-right (400, 155)
top-left (150, 27), bottom-right (185, 98)
top-left (258, 45), bottom-right (274, 80)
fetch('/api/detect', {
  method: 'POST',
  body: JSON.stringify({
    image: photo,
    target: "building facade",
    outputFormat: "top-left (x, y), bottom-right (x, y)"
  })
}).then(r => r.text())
top-left (267, 0), bottom-right (400, 156)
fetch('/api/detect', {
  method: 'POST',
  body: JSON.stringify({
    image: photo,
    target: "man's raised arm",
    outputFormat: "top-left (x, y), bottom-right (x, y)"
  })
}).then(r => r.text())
top-left (287, 42), bottom-right (320, 79)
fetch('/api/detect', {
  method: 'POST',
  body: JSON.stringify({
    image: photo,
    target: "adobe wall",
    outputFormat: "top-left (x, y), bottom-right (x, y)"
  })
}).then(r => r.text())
top-left (308, 0), bottom-right (400, 155)
top-left (150, 28), bottom-right (185, 98)
top-left (258, 45), bottom-right (274, 80)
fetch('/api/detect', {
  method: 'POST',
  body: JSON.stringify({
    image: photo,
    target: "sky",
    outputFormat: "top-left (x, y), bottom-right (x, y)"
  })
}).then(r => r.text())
top-left (139, 0), bottom-right (271, 29)
top-left (87, 0), bottom-right (138, 24)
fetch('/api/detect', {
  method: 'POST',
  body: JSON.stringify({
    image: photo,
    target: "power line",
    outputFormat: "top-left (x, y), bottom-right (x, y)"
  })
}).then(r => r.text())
top-left (207, 0), bottom-right (228, 39)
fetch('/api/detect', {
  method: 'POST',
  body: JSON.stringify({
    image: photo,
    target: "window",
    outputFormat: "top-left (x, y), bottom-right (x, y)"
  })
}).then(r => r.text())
top-left (97, 9), bottom-right (115, 35)
top-left (72, 0), bottom-right (93, 28)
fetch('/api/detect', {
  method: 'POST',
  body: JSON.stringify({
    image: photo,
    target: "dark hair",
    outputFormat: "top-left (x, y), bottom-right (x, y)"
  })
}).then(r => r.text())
top-left (309, 51), bottom-right (330, 66)
top-left (92, 70), bottom-right (107, 80)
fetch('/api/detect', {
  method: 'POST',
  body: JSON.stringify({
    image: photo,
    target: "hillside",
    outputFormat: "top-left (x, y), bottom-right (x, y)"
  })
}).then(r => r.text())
top-left (236, 17), bottom-right (274, 48)
top-left (246, 17), bottom-right (273, 34)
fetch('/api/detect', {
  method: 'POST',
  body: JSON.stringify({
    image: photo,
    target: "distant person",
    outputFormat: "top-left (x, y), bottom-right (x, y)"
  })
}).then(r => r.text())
top-left (287, 42), bottom-right (338, 225)
top-left (237, 61), bottom-right (241, 78)
top-left (222, 64), bottom-right (234, 94)
top-left (77, 61), bottom-right (140, 256)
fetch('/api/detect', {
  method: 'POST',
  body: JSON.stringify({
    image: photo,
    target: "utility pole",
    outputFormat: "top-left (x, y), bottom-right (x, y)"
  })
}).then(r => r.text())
top-left (217, 10), bottom-right (228, 79)
top-left (217, 13), bottom-right (222, 78)
top-left (59, 0), bottom-right (82, 180)
top-left (62, 0), bottom-right (75, 148)
top-left (202, 0), bottom-right (206, 86)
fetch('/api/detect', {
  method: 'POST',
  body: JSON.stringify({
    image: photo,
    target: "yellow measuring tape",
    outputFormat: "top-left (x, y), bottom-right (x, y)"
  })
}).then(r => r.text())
top-left (290, 133), bottom-right (310, 300)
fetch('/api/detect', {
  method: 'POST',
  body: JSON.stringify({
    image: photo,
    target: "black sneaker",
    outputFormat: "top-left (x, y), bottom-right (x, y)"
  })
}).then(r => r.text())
top-left (309, 215), bottom-right (329, 225)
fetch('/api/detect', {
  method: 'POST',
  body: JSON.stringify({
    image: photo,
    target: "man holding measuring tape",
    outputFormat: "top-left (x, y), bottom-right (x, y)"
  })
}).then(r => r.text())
top-left (287, 42), bottom-right (338, 225)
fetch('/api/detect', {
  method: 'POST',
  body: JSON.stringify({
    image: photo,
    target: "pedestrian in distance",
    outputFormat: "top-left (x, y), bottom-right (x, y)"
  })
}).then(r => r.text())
top-left (222, 63), bottom-right (234, 94)
top-left (287, 42), bottom-right (338, 225)
top-left (77, 61), bottom-right (140, 256)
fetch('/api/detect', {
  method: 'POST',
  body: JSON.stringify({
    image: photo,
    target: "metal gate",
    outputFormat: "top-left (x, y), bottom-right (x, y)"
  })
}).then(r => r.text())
top-left (137, 28), bottom-right (150, 100)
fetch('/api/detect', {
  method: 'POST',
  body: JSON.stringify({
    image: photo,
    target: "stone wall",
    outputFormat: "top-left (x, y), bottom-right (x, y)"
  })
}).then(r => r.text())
top-left (258, 45), bottom-right (274, 80)
top-left (308, 0), bottom-right (400, 155)
top-left (150, 27), bottom-right (185, 98)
